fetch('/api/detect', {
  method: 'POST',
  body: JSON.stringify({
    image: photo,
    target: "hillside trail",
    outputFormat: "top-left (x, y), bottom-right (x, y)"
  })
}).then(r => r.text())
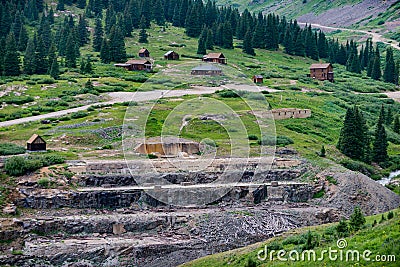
top-left (299, 22), bottom-right (400, 51)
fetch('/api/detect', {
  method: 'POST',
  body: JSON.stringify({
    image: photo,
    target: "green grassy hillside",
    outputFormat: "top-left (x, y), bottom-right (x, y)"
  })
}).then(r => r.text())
top-left (182, 208), bottom-right (400, 267)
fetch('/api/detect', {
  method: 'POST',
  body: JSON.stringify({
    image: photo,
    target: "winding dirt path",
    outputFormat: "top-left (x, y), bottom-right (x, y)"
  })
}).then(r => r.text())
top-left (299, 23), bottom-right (400, 51)
top-left (0, 85), bottom-right (277, 128)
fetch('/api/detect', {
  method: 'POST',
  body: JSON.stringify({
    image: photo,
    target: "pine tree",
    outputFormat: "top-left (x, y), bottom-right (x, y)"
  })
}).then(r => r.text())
top-left (197, 28), bottom-right (207, 55)
top-left (65, 32), bottom-right (77, 68)
top-left (3, 32), bottom-right (20, 76)
top-left (49, 57), bottom-right (60, 79)
top-left (77, 0), bottom-right (86, 9)
top-left (100, 37), bottom-right (111, 63)
top-left (393, 115), bottom-right (400, 134)
top-left (23, 37), bottom-right (36, 75)
top-left (93, 18), bottom-right (103, 52)
top-left (109, 25), bottom-right (126, 62)
top-left (371, 47), bottom-right (381, 80)
top-left (349, 206), bottom-right (366, 232)
top-left (35, 36), bottom-right (48, 74)
top-left (317, 31), bottom-right (327, 58)
top-left (293, 33), bottom-right (305, 56)
top-left (320, 145), bottom-right (326, 157)
top-left (17, 24), bottom-right (28, 52)
top-left (154, 0), bottom-right (165, 25)
top-left (394, 60), bottom-right (399, 85)
top-left (85, 58), bottom-right (93, 74)
top-left (221, 21), bottom-right (233, 49)
top-left (383, 47), bottom-right (395, 83)
top-left (77, 15), bottom-right (89, 46)
top-left (243, 30), bottom-right (255, 56)
top-left (57, 0), bottom-right (65, 11)
top-left (205, 29), bottom-right (214, 50)
top-left (337, 106), bottom-right (369, 161)
top-left (372, 105), bottom-right (388, 163)
top-left (336, 218), bottom-right (349, 238)
top-left (138, 16), bottom-right (148, 43)
top-left (386, 106), bottom-right (393, 125)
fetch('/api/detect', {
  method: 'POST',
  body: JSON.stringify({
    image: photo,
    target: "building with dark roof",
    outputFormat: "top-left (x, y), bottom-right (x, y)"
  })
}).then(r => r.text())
top-left (202, 52), bottom-right (227, 64)
top-left (191, 64), bottom-right (223, 76)
top-left (309, 63), bottom-right (334, 82)
top-left (164, 51), bottom-right (179, 60)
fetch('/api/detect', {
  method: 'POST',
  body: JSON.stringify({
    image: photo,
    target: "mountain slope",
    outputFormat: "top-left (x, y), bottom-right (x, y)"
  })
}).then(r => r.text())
top-left (215, 0), bottom-right (399, 27)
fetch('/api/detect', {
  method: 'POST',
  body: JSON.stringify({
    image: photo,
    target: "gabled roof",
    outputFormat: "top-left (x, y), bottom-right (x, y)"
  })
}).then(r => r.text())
top-left (310, 63), bottom-right (332, 69)
top-left (126, 59), bottom-right (151, 65)
top-left (138, 48), bottom-right (149, 53)
top-left (164, 51), bottom-right (177, 56)
top-left (204, 52), bottom-right (226, 59)
top-left (27, 134), bottom-right (45, 144)
top-left (191, 64), bottom-right (222, 71)
top-left (253, 75), bottom-right (263, 78)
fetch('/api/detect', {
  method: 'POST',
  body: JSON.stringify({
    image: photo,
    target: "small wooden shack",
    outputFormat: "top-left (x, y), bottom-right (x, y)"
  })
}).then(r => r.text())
top-left (253, 75), bottom-right (263, 84)
top-left (164, 51), bottom-right (179, 60)
top-left (114, 59), bottom-right (152, 71)
top-left (191, 64), bottom-right (222, 76)
top-left (27, 134), bottom-right (46, 151)
top-left (138, 48), bottom-right (150, 58)
top-left (202, 52), bottom-right (227, 64)
top-left (309, 63), bottom-right (334, 82)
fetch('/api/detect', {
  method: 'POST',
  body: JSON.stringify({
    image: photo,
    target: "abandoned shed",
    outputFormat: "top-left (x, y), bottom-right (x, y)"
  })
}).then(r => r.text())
top-left (253, 75), bottom-right (263, 84)
top-left (191, 64), bottom-right (222, 76)
top-left (308, 63), bottom-right (334, 82)
top-left (164, 51), bottom-right (179, 60)
top-left (138, 48), bottom-right (150, 58)
top-left (27, 134), bottom-right (46, 151)
top-left (202, 52), bottom-right (227, 64)
top-left (114, 59), bottom-right (152, 71)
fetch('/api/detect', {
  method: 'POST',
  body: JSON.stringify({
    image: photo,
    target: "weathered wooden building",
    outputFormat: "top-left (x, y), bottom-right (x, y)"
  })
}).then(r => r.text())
top-left (138, 48), bottom-right (150, 58)
top-left (253, 75), bottom-right (264, 84)
top-left (309, 63), bottom-right (334, 82)
top-left (164, 51), bottom-right (179, 60)
top-left (27, 134), bottom-right (46, 151)
top-left (191, 64), bottom-right (222, 76)
top-left (114, 59), bottom-right (152, 71)
top-left (202, 52), bottom-right (227, 64)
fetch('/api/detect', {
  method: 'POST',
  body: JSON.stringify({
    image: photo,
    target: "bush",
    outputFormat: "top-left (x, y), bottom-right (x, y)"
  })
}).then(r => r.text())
top-left (340, 159), bottom-right (378, 179)
top-left (217, 89), bottom-right (240, 98)
top-left (377, 20), bottom-right (385, 25)
top-left (71, 111), bottom-right (88, 119)
top-left (4, 156), bottom-right (28, 176)
top-left (349, 206), bottom-right (366, 231)
top-left (147, 154), bottom-right (158, 159)
top-left (387, 211), bottom-right (394, 220)
top-left (37, 178), bottom-right (50, 188)
top-left (336, 218), bottom-right (349, 237)
top-left (248, 135), bottom-right (259, 141)
top-left (4, 154), bottom-right (65, 176)
top-left (0, 143), bottom-right (25, 155)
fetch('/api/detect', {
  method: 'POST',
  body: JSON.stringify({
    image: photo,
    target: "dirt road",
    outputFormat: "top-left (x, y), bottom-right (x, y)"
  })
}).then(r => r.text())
top-left (0, 85), bottom-right (277, 128)
top-left (299, 22), bottom-right (400, 51)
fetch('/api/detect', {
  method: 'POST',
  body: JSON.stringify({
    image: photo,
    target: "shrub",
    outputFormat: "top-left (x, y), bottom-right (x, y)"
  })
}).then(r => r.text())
top-left (4, 156), bottom-right (28, 176)
top-left (37, 78), bottom-right (55, 84)
top-left (37, 178), bottom-right (50, 188)
top-left (217, 89), bottom-right (240, 98)
top-left (340, 159), bottom-right (378, 179)
top-left (0, 143), bottom-right (25, 155)
top-left (387, 211), bottom-right (394, 220)
top-left (248, 134), bottom-right (259, 141)
top-left (377, 20), bottom-right (385, 25)
top-left (313, 189), bottom-right (324, 198)
top-left (147, 154), bottom-right (158, 159)
top-left (71, 111), bottom-right (88, 119)
top-left (336, 218), bottom-right (349, 237)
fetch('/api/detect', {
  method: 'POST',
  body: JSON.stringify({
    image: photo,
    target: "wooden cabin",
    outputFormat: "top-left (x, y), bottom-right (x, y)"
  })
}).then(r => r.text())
top-left (191, 64), bottom-right (222, 76)
top-left (114, 59), bottom-right (152, 71)
top-left (27, 134), bottom-right (46, 151)
top-left (253, 75), bottom-right (263, 84)
top-left (309, 63), bottom-right (334, 82)
top-left (202, 52), bottom-right (227, 64)
top-left (138, 48), bottom-right (150, 58)
top-left (164, 51), bottom-right (179, 60)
